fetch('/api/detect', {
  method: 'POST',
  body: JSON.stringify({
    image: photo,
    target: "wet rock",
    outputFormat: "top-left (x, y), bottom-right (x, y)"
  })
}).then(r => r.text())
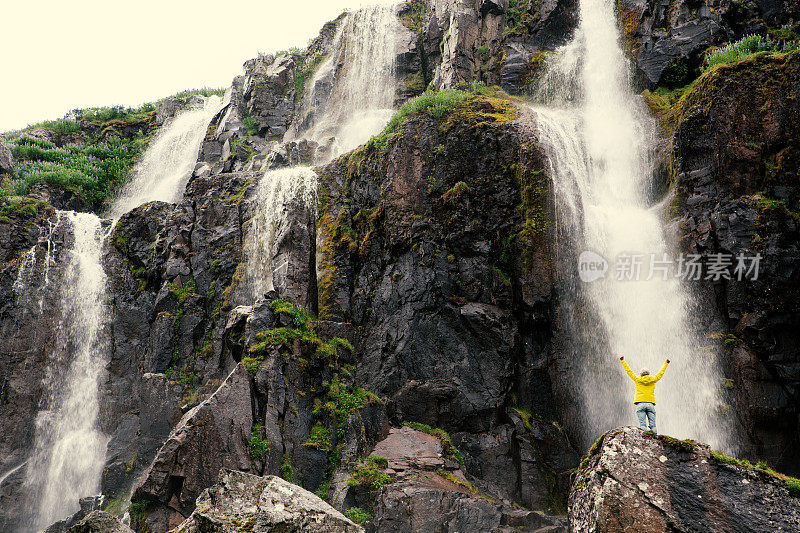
top-left (569, 427), bottom-right (800, 532)
top-left (174, 469), bottom-right (363, 532)
top-left (131, 365), bottom-right (255, 530)
top-left (671, 52), bottom-right (800, 474)
top-left (66, 511), bottom-right (133, 533)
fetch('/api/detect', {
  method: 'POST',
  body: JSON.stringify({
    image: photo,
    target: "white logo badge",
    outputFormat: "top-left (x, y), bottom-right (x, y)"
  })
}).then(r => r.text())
top-left (578, 251), bottom-right (608, 283)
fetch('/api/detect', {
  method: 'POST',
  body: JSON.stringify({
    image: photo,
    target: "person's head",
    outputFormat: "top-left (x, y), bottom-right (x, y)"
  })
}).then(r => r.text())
top-left (640, 368), bottom-right (650, 377)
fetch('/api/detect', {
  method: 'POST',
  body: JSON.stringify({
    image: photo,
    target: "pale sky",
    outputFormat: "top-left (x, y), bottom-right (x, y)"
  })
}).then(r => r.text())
top-left (0, 0), bottom-right (397, 132)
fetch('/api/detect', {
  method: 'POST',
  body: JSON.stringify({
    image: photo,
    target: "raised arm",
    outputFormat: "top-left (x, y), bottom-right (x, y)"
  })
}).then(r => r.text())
top-left (620, 357), bottom-right (639, 382)
top-left (652, 360), bottom-right (669, 382)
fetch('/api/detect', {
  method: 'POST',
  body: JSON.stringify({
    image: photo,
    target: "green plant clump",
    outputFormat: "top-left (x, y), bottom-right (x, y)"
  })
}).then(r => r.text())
top-left (344, 507), bottom-right (373, 525)
top-left (303, 423), bottom-right (332, 452)
top-left (348, 455), bottom-right (391, 490)
top-left (705, 34), bottom-right (800, 71)
top-left (249, 424), bottom-right (269, 461)
top-left (402, 422), bottom-right (464, 464)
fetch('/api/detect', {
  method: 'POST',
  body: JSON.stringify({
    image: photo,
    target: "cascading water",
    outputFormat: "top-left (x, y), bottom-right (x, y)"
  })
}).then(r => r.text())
top-left (530, 0), bottom-right (730, 449)
top-left (241, 167), bottom-right (318, 301)
top-left (109, 95), bottom-right (224, 217)
top-left (243, 3), bottom-right (401, 301)
top-left (22, 212), bottom-right (110, 531)
top-left (293, 3), bottom-right (401, 158)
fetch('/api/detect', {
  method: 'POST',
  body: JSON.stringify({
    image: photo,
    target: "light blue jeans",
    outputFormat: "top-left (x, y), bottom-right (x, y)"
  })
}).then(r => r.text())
top-left (635, 402), bottom-right (656, 433)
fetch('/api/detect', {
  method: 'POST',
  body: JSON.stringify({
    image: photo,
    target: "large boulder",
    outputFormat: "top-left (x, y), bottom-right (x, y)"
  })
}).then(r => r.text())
top-left (131, 364), bottom-right (255, 530)
top-left (66, 511), bottom-right (133, 533)
top-left (365, 426), bottom-right (568, 532)
top-left (174, 469), bottom-right (363, 532)
top-left (569, 427), bottom-right (800, 532)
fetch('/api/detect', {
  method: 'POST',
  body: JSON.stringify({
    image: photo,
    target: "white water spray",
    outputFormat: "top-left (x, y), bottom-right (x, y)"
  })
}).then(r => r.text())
top-left (23, 212), bottom-right (110, 530)
top-left (243, 4), bottom-right (402, 301)
top-left (296, 3), bottom-right (401, 158)
top-left (531, 0), bottom-right (729, 448)
top-left (242, 167), bottom-right (318, 301)
top-left (109, 95), bottom-right (223, 217)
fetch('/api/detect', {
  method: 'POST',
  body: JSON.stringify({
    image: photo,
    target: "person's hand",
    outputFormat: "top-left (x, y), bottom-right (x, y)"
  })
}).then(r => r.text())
top-left (666, 359), bottom-right (671, 364)
top-left (620, 356), bottom-right (624, 361)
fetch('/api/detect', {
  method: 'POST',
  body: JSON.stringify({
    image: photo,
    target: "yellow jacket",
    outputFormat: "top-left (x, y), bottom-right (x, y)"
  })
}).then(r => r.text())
top-left (621, 360), bottom-right (668, 404)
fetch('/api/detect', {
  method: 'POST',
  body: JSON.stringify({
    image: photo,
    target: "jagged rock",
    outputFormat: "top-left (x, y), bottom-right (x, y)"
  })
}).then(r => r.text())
top-left (361, 426), bottom-right (567, 532)
top-left (671, 52), bottom-right (800, 474)
top-left (619, 0), bottom-right (800, 88)
top-left (66, 511), bottom-right (133, 533)
top-left (174, 469), bottom-right (363, 532)
top-left (569, 427), bottom-right (800, 532)
top-left (0, 143), bottom-right (13, 175)
top-left (131, 365), bottom-right (255, 530)
top-left (241, 54), bottom-right (298, 140)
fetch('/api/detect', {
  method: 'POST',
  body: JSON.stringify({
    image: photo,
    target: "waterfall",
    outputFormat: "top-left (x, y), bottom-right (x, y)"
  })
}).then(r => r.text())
top-left (108, 95), bottom-right (223, 217)
top-left (530, 0), bottom-right (729, 449)
top-left (295, 3), bottom-right (401, 158)
top-left (244, 3), bottom-right (402, 302)
top-left (241, 167), bottom-right (318, 301)
top-left (22, 212), bottom-right (110, 531)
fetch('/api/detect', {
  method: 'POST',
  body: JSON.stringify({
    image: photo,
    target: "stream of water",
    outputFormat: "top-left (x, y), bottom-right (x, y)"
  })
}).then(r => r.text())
top-left (530, 0), bottom-right (729, 449)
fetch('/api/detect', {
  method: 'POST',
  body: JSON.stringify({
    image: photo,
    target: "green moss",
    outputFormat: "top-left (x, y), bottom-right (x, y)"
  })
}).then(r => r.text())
top-left (344, 507), bottom-right (372, 525)
top-left (402, 422), bottom-right (464, 464)
top-left (441, 181), bottom-right (470, 205)
top-left (710, 450), bottom-right (800, 496)
top-left (303, 423), bottom-right (332, 452)
top-left (513, 407), bottom-right (533, 431)
top-left (645, 432), bottom-right (697, 452)
top-left (348, 456), bottom-right (391, 490)
top-left (249, 424), bottom-right (269, 461)
top-left (167, 278), bottom-right (197, 304)
top-left (281, 453), bottom-right (294, 483)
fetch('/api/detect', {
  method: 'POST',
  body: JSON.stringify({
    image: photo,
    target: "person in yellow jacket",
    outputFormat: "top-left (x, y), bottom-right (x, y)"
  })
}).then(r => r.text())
top-left (620, 356), bottom-right (670, 433)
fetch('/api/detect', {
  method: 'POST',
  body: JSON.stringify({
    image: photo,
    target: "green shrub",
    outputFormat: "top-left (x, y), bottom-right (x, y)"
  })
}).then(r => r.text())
top-left (281, 453), bottom-right (294, 483)
top-left (504, 0), bottom-right (532, 38)
top-left (704, 34), bottom-right (800, 71)
top-left (344, 507), bottom-right (372, 525)
top-left (348, 456), bottom-right (391, 490)
top-left (242, 116), bottom-right (259, 136)
top-left (249, 424), bottom-right (269, 461)
top-left (304, 423), bottom-right (332, 452)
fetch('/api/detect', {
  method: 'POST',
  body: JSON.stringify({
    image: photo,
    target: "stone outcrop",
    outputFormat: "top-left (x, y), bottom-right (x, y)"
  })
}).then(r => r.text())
top-left (361, 426), bottom-right (568, 532)
top-left (569, 427), bottom-right (800, 532)
top-left (131, 365), bottom-right (255, 531)
top-left (619, 0), bottom-right (800, 88)
top-left (317, 95), bottom-right (577, 514)
top-left (670, 51), bottom-right (800, 474)
top-left (174, 469), bottom-right (363, 533)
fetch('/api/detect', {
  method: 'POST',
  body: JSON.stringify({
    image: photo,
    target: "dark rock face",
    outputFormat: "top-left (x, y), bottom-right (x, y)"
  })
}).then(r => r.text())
top-left (672, 52), bottom-right (800, 474)
top-left (619, 0), bottom-right (800, 88)
top-left (317, 100), bottom-right (575, 513)
top-left (174, 469), bottom-right (363, 532)
top-left (131, 365), bottom-right (255, 530)
top-left (365, 426), bottom-right (568, 532)
top-left (569, 427), bottom-right (800, 532)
